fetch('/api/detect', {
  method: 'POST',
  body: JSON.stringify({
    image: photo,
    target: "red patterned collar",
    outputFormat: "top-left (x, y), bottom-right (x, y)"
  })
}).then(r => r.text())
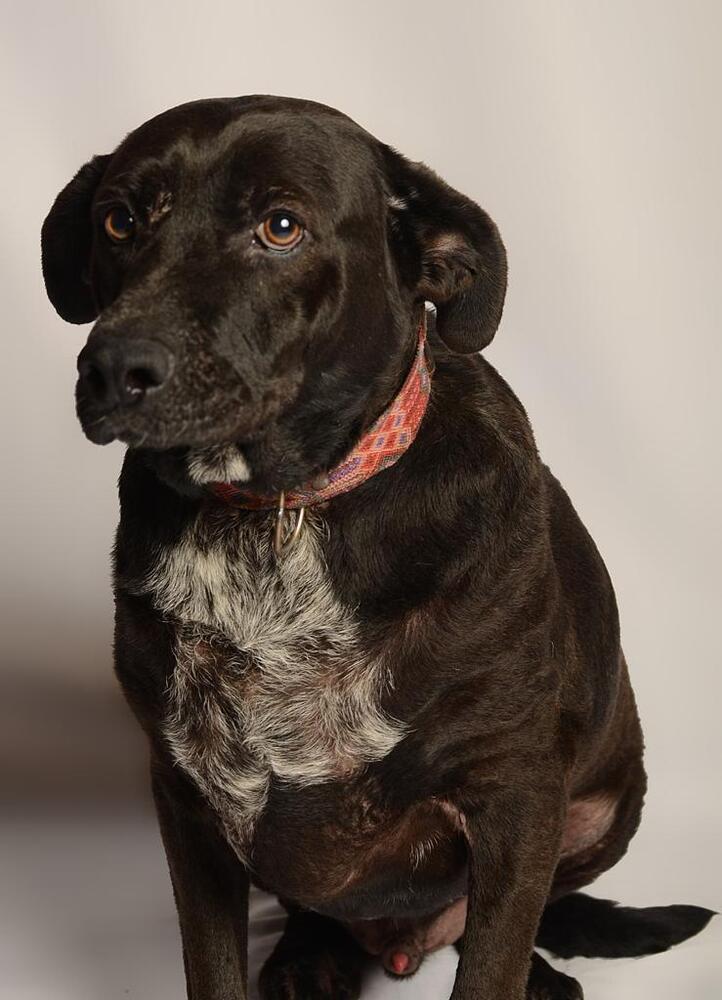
top-left (210, 316), bottom-right (432, 511)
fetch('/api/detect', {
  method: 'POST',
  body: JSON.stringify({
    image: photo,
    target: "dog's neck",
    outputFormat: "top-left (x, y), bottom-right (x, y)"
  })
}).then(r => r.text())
top-left (210, 315), bottom-right (432, 511)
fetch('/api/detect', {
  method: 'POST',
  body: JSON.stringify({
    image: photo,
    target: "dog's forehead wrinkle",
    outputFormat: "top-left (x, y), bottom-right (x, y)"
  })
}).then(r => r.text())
top-left (101, 146), bottom-right (187, 208)
top-left (147, 189), bottom-right (174, 224)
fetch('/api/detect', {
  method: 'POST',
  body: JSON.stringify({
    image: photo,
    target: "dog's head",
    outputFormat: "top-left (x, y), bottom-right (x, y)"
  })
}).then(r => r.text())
top-left (42, 95), bottom-right (506, 492)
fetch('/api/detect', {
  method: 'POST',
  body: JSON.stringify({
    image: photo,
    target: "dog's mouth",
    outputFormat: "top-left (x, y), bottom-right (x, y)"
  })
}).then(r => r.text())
top-left (76, 395), bottom-right (255, 452)
top-left (78, 412), bottom-right (248, 451)
top-left (75, 369), bottom-right (282, 454)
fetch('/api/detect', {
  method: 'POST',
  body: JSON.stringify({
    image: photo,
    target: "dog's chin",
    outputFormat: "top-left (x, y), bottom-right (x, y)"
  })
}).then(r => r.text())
top-left (76, 400), bottom-right (321, 498)
top-left (78, 409), bottom-right (265, 496)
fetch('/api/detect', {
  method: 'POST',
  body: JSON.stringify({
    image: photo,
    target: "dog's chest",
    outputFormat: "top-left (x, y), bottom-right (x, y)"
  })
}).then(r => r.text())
top-left (137, 507), bottom-right (404, 857)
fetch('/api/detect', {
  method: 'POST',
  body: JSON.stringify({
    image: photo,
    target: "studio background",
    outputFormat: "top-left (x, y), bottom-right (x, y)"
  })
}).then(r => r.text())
top-left (1, 2), bottom-right (720, 998)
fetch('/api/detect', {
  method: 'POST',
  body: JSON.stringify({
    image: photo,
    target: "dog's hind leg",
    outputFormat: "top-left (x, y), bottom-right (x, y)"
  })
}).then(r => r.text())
top-left (258, 907), bottom-right (367, 1000)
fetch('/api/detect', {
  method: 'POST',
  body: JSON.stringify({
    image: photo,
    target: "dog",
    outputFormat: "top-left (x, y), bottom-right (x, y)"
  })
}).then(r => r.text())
top-left (41, 95), bottom-right (713, 1000)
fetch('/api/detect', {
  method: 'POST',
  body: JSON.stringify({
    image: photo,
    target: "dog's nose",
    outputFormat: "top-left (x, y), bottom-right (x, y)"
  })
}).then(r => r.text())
top-left (77, 338), bottom-right (172, 410)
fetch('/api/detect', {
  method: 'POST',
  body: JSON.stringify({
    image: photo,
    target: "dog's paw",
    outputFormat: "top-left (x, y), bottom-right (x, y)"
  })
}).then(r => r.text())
top-left (527, 952), bottom-right (584, 1000)
top-left (528, 972), bottom-right (584, 999)
top-left (528, 978), bottom-right (583, 1000)
top-left (259, 947), bottom-right (362, 1000)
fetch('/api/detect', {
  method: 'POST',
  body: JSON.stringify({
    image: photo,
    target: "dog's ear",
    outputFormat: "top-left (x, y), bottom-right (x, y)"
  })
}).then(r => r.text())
top-left (383, 146), bottom-right (507, 353)
top-left (41, 154), bottom-right (111, 324)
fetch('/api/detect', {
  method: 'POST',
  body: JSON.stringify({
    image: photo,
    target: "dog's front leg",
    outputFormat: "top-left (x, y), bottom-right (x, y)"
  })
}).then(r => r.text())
top-left (152, 762), bottom-right (250, 1000)
top-left (451, 782), bottom-right (565, 1000)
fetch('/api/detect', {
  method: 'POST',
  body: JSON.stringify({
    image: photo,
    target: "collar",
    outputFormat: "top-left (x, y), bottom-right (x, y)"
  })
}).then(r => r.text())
top-left (209, 313), bottom-right (432, 514)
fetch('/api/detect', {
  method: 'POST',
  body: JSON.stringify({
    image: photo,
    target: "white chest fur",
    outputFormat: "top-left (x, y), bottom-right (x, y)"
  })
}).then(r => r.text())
top-left (135, 506), bottom-right (405, 854)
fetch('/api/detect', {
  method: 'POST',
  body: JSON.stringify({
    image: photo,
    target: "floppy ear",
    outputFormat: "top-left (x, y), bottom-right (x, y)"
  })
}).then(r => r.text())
top-left (41, 154), bottom-right (111, 324)
top-left (383, 146), bottom-right (507, 353)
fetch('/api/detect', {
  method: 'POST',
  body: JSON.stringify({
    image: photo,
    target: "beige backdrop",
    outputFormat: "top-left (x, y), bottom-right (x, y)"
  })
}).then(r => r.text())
top-left (1, 2), bottom-right (720, 999)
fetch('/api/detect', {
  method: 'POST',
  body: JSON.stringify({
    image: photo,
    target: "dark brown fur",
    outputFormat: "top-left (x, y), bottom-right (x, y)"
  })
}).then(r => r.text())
top-left (41, 96), bottom-right (713, 1000)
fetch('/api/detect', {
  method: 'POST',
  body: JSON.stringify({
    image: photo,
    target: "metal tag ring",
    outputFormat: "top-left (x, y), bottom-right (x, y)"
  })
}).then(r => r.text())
top-left (273, 491), bottom-right (306, 557)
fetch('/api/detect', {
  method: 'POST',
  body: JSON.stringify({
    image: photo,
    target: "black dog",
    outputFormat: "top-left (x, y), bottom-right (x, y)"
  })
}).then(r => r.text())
top-left (41, 95), bottom-right (712, 1000)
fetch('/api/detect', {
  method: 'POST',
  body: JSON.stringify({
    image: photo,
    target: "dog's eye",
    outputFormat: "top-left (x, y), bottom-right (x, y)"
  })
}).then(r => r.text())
top-left (255, 211), bottom-right (304, 251)
top-left (104, 207), bottom-right (135, 243)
